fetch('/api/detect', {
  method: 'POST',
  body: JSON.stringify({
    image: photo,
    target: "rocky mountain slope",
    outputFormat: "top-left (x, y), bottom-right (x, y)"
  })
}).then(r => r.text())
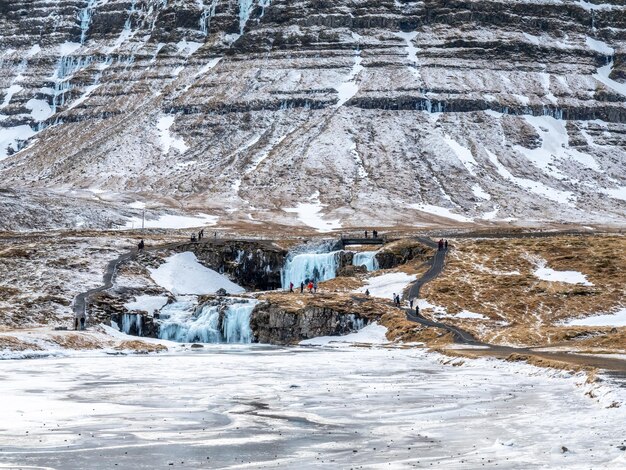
top-left (1, 0), bottom-right (625, 230)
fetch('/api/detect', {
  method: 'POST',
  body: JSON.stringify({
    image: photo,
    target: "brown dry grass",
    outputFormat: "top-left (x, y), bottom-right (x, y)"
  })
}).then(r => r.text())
top-left (421, 234), bottom-right (625, 349)
top-left (115, 340), bottom-right (168, 353)
top-left (49, 334), bottom-right (106, 350)
top-left (0, 336), bottom-right (41, 351)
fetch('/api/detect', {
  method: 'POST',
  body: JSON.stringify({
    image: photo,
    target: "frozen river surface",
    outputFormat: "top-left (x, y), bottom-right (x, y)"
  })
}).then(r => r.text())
top-left (1, 346), bottom-right (625, 469)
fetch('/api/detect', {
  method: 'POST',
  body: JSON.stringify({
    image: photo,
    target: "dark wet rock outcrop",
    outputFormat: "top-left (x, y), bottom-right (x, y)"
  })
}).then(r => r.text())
top-left (375, 240), bottom-right (431, 270)
top-left (251, 301), bottom-right (368, 345)
top-left (177, 240), bottom-right (288, 290)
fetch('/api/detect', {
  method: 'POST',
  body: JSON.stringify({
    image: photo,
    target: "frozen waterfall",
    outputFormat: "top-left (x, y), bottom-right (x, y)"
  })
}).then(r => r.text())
top-left (281, 251), bottom-right (341, 288)
top-left (352, 251), bottom-right (379, 271)
top-left (158, 297), bottom-right (256, 344)
top-left (121, 313), bottom-right (142, 336)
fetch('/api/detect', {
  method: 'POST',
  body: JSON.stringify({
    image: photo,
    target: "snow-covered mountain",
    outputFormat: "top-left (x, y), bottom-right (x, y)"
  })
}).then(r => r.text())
top-left (1, 0), bottom-right (625, 230)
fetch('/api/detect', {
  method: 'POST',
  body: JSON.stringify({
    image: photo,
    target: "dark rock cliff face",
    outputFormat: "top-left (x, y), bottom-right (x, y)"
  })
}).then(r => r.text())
top-left (375, 241), bottom-right (431, 269)
top-left (250, 301), bottom-right (368, 345)
top-left (177, 240), bottom-right (287, 290)
top-left (0, 0), bottom-right (625, 228)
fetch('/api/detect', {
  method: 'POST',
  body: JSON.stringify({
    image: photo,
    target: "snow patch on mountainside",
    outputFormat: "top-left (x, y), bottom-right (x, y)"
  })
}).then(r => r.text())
top-left (283, 192), bottom-right (342, 232)
top-left (157, 115), bottom-right (188, 154)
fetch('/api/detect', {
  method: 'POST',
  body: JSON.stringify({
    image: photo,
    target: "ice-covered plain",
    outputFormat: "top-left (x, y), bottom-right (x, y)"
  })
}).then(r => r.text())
top-left (0, 346), bottom-right (624, 469)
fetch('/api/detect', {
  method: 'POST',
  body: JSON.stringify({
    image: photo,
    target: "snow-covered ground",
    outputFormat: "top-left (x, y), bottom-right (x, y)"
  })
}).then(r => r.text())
top-left (355, 272), bottom-right (417, 299)
top-left (123, 212), bottom-right (218, 230)
top-left (0, 346), bottom-right (624, 469)
top-left (300, 322), bottom-right (389, 346)
top-left (534, 263), bottom-right (593, 286)
top-left (149, 252), bottom-right (244, 295)
top-left (563, 307), bottom-right (626, 327)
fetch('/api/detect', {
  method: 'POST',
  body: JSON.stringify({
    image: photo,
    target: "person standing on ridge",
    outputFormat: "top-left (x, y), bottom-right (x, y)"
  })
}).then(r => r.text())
top-left (313, 281), bottom-right (318, 293)
top-left (438, 239), bottom-right (444, 251)
top-left (409, 298), bottom-right (414, 309)
top-left (300, 281), bottom-right (305, 294)
top-left (415, 304), bottom-right (420, 316)
top-left (308, 281), bottom-right (314, 293)
top-left (138, 239), bottom-right (144, 251)
top-left (365, 289), bottom-right (370, 296)
top-left (444, 240), bottom-right (448, 250)
top-left (289, 282), bottom-right (294, 293)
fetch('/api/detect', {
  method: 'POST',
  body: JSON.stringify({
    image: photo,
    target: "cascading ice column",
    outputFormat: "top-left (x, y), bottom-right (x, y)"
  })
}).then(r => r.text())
top-left (281, 251), bottom-right (341, 288)
top-left (352, 252), bottom-right (379, 271)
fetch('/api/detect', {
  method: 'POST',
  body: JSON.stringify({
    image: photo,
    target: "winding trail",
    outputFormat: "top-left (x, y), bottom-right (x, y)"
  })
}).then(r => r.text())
top-left (403, 238), bottom-right (626, 380)
top-left (72, 240), bottom-right (186, 317)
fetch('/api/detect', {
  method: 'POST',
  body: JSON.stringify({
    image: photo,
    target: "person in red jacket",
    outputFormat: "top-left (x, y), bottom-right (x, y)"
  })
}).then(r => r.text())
top-left (307, 281), bottom-right (314, 293)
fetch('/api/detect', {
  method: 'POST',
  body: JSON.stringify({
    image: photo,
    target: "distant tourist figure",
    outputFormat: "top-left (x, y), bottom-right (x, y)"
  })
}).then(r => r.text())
top-left (365, 289), bottom-right (370, 296)
top-left (313, 281), bottom-right (318, 293)
top-left (75, 309), bottom-right (86, 331)
top-left (409, 298), bottom-right (414, 309)
top-left (444, 240), bottom-right (448, 250)
top-left (373, 230), bottom-right (378, 239)
top-left (364, 230), bottom-right (368, 238)
top-left (199, 229), bottom-right (204, 240)
top-left (289, 282), bottom-right (294, 293)
top-left (415, 304), bottom-right (420, 316)
top-left (214, 231), bottom-right (217, 239)
top-left (300, 281), bottom-right (305, 293)
top-left (137, 239), bottom-right (144, 251)
top-left (191, 233), bottom-right (197, 242)
top-left (308, 281), bottom-right (314, 293)
top-left (438, 239), bottom-right (444, 251)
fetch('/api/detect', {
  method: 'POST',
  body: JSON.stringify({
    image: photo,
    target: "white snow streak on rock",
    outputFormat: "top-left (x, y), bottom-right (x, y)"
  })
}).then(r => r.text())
top-left (472, 184), bottom-right (491, 200)
top-left (283, 192), bottom-right (342, 233)
top-left (516, 116), bottom-right (601, 182)
top-left (395, 31), bottom-right (420, 80)
top-left (157, 115), bottom-right (188, 154)
top-left (410, 203), bottom-right (473, 223)
top-left (149, 252), bottom-right (245, 296)
top-left (1, 84), bottom-right (22, 109)
top-left (586, 37), bottom-right (615, 55)
top-left (335, 50), bottom-right (364, 107)
top-left (485, 149), bottom-right (575, 205)
top-left (444, 135), bottom-right (478, 176)
top-left (0, 125), bottom-right (36, 160)
top-left (600, 186), bottom-right (626, 201)
top-left (594, 62), bottom-right (626, 96)
top-left (124, 213), bottom-right (218, 229)
top-left (25, 99), bottom-right (53, 121)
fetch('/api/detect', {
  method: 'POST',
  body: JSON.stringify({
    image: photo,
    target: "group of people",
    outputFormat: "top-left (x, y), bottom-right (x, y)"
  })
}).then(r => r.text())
top-left (191, 229), bottom-right (205, 242)
top-left (289, 280), bottom-right (318, 294)
top-left (74, 309), bottom-right (86, 330)
top-left (438, 239), bottom-right (449, 251)
top-left (392, 294), bottom-right (420, 315)
top-left (364, 230), bottom-right (379, 239)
